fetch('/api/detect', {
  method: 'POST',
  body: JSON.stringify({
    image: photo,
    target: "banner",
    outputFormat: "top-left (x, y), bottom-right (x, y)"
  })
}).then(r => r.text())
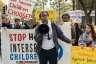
top-left (7, 0), bottom-right (33, 20)
top-left (71, 46), bottom-right (96, 64)
top-left (1, 29), bottom-right (39, 64)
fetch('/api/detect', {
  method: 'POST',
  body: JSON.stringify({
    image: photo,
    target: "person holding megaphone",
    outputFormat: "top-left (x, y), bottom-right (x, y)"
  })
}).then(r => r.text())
top-left (34, 11), bottom-right (72, 64)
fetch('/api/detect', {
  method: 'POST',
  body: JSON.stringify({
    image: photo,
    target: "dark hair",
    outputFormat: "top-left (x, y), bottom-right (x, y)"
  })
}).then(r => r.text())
top-left (15, 18), bottom-right (20, 22)
top-left (86, 24), bottom-right (96, 40)
top-left (39, 11), bottom-right (49, 19)
top-left (62, 13), bottom-right (70, 19)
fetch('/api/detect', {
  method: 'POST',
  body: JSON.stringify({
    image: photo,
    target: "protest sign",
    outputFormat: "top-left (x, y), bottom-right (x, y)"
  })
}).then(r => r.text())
top-left (1, 29), bottom-right (39, 64)
top-left (7, 0), bottom-right (33, 20)
top-left (71, 46), bottom-right (96, 64)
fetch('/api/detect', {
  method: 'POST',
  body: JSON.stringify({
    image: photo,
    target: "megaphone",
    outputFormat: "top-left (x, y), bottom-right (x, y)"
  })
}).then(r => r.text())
top-left (38, 24), bottom-right (49, 34)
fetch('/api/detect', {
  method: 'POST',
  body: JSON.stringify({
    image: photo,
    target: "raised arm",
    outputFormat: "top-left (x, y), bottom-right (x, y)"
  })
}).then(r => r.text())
top-left (54, 24), bottom-right (72, 43)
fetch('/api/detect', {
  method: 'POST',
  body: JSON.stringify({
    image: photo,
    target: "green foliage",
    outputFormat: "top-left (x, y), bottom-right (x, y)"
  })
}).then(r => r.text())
top-left (0, 0), bottom-right (4, 12)
top-left (61, 3), bottom-right (72, 13)
top-left (82, 0), bottom-right (94, 10)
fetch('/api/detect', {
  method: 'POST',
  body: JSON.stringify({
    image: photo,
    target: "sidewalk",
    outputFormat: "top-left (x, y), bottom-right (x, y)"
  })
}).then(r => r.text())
top-left (0, 55), bottom-right (2, 64)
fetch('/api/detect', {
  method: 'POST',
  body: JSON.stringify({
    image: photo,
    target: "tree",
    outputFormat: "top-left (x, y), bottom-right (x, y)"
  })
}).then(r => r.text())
top-left (51, 0), bottom-right (72, 13)
top-left (95, 0), bottom-right (96, 25)
top-left (78, 0), bottom-right (95, 24)
top-left (60, 3), bottom-right (72, 13)
top-left (0, 0), bottom-right (4, 12)
top-left (50, 0), bottom-right (72, 22)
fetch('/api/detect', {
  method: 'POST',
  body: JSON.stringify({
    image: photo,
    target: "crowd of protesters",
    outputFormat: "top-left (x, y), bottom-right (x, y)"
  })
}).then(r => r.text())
top-left (0, 15), bottom-right (38, 54)
top-left (61, 13), bottom-right (96, 47)
top-left (0, 12), bottom-right (96, 54)
top-left (1, 15), bottom-right (37, 29)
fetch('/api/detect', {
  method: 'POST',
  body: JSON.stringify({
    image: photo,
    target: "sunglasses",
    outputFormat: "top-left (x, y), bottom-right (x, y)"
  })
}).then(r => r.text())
top-left (41, 14), bottom-right (48, 17)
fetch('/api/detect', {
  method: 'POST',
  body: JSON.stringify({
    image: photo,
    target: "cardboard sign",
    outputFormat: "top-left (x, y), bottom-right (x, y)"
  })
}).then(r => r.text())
top-left (7, 0), bottom-right (33, 20)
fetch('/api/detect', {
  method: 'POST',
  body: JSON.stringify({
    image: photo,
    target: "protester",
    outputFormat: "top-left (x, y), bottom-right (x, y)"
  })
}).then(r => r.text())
top-left (72, 23), bottom-right (83, 46)
top-left (61, 13), bottom-right (82, 46)
top-left (2, 15), bottom-right (12, 29)
top-left (29, 18), bottom-right (37, 29)
top-left (34, 11), bottom-right (72, 64)
top-left (62, 13), bottom-right (70, 22)
top-left (59, 13), bottom-right (72, 42)
top-left (23, 18), bottom-right (37, 29)
top-left (14, 18), bottom-right (22, 29)
top-left (21, 20), bottom-right (30, 29)
top-left (78, 24), bottom-right (96, 47)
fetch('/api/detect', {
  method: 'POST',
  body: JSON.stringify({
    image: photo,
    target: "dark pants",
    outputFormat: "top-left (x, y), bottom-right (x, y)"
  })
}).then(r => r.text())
top-left (38, 47), bottom-right (58, 64)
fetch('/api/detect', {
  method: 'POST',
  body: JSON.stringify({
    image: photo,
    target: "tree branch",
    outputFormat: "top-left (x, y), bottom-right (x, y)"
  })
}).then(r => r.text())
top-left (88, 0), bottom-right (95, 15)
top-left (78, 0), bottom-right (87, 12)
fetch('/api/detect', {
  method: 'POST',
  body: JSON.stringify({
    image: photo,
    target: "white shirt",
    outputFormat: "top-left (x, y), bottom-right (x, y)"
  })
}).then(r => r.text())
top-left (41, 21), bottom-right (55, 50)
top-left (58, 22), bottom-right (71, 39)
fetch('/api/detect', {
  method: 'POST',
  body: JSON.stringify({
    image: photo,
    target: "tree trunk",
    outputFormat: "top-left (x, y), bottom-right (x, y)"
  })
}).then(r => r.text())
top-left (78, 0), bottom-right (93, 25)
top-left (95, 0), bottom-right (96, 25)
top-left (85, 13), bottom-right (92, 24)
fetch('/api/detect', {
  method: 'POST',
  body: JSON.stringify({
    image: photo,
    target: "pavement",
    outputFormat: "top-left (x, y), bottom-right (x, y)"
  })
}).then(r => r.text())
top-left (0, 55), bottom-right (2, 64)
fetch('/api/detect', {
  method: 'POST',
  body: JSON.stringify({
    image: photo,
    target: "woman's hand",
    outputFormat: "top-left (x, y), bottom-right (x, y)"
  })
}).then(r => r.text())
top-left (78, 43), bottom-right (86, 48)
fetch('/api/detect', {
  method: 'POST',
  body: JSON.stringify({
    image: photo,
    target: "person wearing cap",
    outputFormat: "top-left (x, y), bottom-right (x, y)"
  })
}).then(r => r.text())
top-left (34, 11), bottom-right (72, 64)
top-left (14, 18), bottom-right (22, 29)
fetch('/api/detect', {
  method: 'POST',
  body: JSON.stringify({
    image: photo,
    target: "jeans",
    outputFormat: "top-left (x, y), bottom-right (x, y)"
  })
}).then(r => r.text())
top-left (38, 47), bottom-right (58, 64)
